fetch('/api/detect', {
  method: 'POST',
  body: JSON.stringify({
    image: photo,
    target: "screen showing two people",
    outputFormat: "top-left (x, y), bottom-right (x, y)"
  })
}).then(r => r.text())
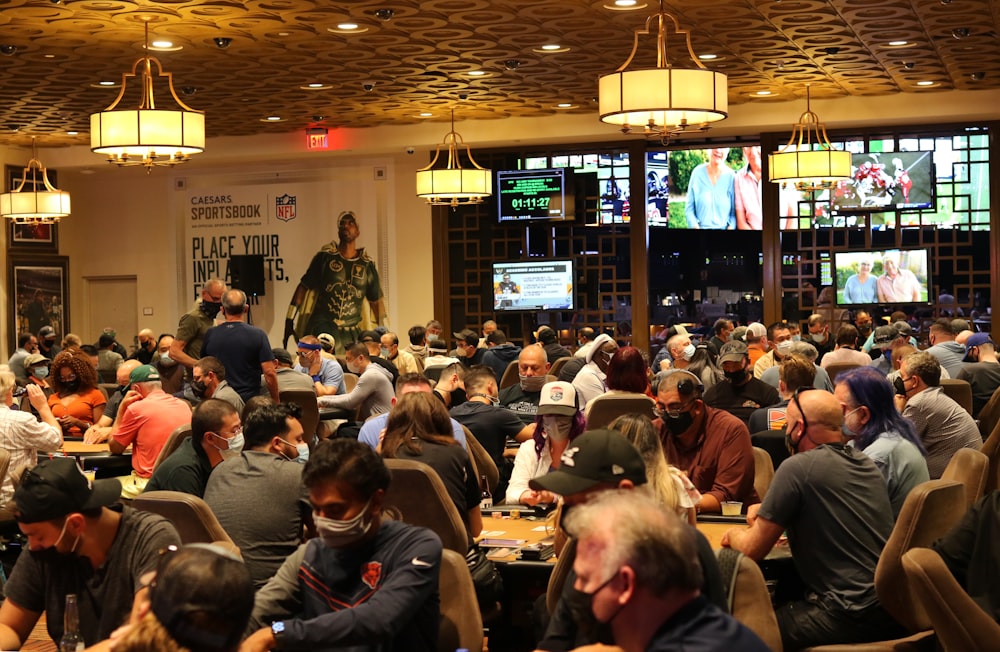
top-left (834, 249), bottom-right (931, 306)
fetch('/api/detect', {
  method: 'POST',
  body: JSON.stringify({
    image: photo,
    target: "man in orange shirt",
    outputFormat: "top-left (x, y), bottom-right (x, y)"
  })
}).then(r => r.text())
top-left (745, 322), bottom-right (769, 368)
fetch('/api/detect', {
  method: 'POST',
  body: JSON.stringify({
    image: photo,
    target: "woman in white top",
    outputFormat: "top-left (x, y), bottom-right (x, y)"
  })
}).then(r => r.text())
top-left (608, 412), bottom-right (701, 524)
top-left (505, 381), bottom-right (586, 506)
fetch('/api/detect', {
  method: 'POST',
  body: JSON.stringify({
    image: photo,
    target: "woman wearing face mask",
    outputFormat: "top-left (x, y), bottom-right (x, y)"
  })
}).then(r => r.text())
top-left (380, 392), bottom-right (482, 542)
top-left (608, 413), bottom-right (701, 524)
top-left (47, 348), bottom-right (106, 438)
top-left (506, 382), bottom-right (587, 506)
top-left (834, 366), bottom-right (929, 517)
top-left (686, 344), bottom-right (723, 391)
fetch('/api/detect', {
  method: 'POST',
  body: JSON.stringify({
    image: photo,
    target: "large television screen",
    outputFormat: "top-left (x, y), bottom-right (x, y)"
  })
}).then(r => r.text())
top-left (492, 260), bottom-right (574, 311)
top-left (833, 248), bottom-right (931, 305)
top-left (496, 168), bottom-right (574, 223)
top-left (831, 151), bottom-right (934, 213)
top-left (648, 145), bottom-right (762, 230)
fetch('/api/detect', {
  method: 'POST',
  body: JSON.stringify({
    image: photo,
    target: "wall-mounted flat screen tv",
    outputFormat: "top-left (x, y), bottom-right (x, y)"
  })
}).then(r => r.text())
top-left (496, 168), bottom-right (574, 222)
top-left (831, 151), bottom-right (934, 213)
top-left (833, 248), bottom-right (931, 305)
top-left (492, 260), bottom-right (574, 311)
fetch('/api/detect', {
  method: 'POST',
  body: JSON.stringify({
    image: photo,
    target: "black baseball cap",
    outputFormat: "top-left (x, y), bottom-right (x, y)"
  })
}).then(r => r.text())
top-left (529, 429), bottom-right (646, 496)
top-left (452, 329), bottom-right (479, 346)
top-left (14, 458), bottom-right (121, 523)
top-left (358, 330), bottom-right (379, 344)
top-left (272, 347), bottom-right (294, 365)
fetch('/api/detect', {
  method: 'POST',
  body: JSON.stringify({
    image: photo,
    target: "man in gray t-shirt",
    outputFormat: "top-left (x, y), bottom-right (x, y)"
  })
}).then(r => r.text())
top-left (0, 458), bottom-right (180, 648)
top-left (204, 404), bottom-right (312, 588)
top-left (722, 389), bottom-right (899, 650)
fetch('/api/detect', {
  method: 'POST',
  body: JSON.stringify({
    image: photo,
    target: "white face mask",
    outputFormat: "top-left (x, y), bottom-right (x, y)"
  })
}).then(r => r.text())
top-left (209, 431), bottom-right (244, 460)
top-left (682, 343), bottom-right (696, 361)
top-left (158, 352), bottom-right (177, 367)
top-left (314, 499), bottom-right (373, 548)
top-left (776, 340), bottom-right (793, 356)
top-left (811, 333), bottom-right (826, 343)
top-left (347, 360), bottom-right (362, 374)
top-left (543, 415), bottom-right (571, 442)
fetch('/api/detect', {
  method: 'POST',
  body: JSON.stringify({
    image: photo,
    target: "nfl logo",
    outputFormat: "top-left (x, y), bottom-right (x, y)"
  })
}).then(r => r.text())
top-left (275, 194), bottom-right (297, 222)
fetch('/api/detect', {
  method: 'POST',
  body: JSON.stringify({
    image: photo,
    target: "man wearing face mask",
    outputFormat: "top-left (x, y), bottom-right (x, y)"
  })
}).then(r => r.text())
top-left (82, 359), bottom-right (141, 444)
top-left (204, 403), bottom-right (313, 589)
top-left (152, 333), bottom-right (185, 396)
top-left (168, 278), bottom-right (226, 381)
top-left (722, 388), bottom-right (901, 650)
top-left (450, 367), bottom-right (533, 482)
top-left (806, 313), bottom-right (833, 361)
top-left (192, 356), bottom-right (245, 413)
top-left (705, 341), bottom-right (780, 426)
top-left (317, 343), bottom-right (394, 422)
top-left (145, 398), bottom-right (242, 497)
top-left (127, 328), bottom-right (158, 364)
top-left (22, 352), bottom-right (53, 398)
top-left (499, 345), bottom-right (552, 425)
top-left (564, 491), bottom-right (768, 652)
top-left (531, 430), bottom-right (727, 652)
top-left (244, 439), bottom-right (442, 652)
top-left (37, 325), bottom-right (61, 361)
top-left (572, 334), bottom-right (619, 409)
top-left (656, 369), bottom-right (758, 514)
top-left (752, 321), bottom-right (793, 378)
top-left (0, 457), bottom-right (180, 649)
top-left (658, 332), bottom-right (697, 372)
top-left (109, 365), bottom-right (194, 498)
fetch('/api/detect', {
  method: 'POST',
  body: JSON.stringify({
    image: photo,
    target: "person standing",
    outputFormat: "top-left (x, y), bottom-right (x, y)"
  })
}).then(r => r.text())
top-left (169, 278), bottom-right (226, 379)
top-left (202, 289), bottom-right (279, 403)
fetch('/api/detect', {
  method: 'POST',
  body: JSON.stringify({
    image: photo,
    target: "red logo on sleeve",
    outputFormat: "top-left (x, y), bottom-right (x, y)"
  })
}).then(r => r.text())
top-left (361, 561), bottom-right (382, 589)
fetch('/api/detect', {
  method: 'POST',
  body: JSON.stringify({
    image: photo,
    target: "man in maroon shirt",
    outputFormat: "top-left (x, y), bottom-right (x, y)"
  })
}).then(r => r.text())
top-left (654, 368), bottom-right (758, 514)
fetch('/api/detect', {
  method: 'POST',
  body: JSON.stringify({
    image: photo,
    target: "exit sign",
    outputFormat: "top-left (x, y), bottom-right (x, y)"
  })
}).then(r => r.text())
top-left (306, 128), bottom-right (329, 150)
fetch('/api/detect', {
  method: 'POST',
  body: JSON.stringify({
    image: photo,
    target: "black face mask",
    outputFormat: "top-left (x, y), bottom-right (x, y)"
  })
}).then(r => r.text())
top-left (43, 338), bottom-right (56, 348)
top-left (118, 384), bottom-right (129, 396)
top-left (62, 380), bottom-right (80, 393)
top-left (191, 379), bottom-right (208, 398)
top-left (200, 301), bottom-right (222, 318)
top-left (724, 369), bottom-right (746, 384)
top-left (892, 376), bottom-right (907, 396)
top-left (450, 388), bottom-right (467, 407)
top-left (665, 409), bottom-right (695, 435)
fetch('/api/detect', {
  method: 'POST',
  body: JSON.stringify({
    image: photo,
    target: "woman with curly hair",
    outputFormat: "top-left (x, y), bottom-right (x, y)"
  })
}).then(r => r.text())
top-left (381, 391), bottom-right (482, 542)
top-left (47, 348), bottom-right (105, 438)
top-left (507, 381), bottom-right (587, 506)
top-left (608, 413), bottom-right (701, 524)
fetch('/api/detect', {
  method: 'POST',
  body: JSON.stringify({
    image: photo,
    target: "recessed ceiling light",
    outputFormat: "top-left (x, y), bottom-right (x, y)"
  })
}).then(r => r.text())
top-left (698, 53), bottom-right (718, 60)
top-left (277, 32), bottom-right (290, 36)
top-left (337, 22), bottom-right (359, 30)
top-left (328, 24), bottom-right (370, 34)
top-left (262, 116), bottom-right (283, 122)
top-left (541, 44), bottom-right (561, 50)
top-left (755, 90), bottom-right (772, 96)
top-left (603, 0), bottom-right (647, 9)
top-left (534, 44), bottom-right (570, 53)
top-left (916, 80), bottom-right (935, 86)
top-left (615, 0), bottom-right (637, 5)
top-left (43, 54), bottom-right (55, 59)
top-left (467, 70), bottom-right (486, 76)
top-left (66, 131), bottom-right (78, 136)
top-left (151, 40), bottom-right (172, 48)
top-left (888, 40), bottom-right (909, 46)
top-left (418, 112), bottom-right (433, 117)
top-left (556, 103), bottom-right (575, 108)
top-left (301, 83), bottom-right (328, 90)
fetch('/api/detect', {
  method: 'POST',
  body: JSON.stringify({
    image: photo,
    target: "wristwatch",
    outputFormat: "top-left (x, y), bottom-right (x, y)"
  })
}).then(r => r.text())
top-left (271, 620), bottom-right (286, 645)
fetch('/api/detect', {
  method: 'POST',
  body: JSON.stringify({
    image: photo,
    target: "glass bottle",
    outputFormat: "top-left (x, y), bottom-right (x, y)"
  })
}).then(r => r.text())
top-left (480, 474), bottom-right (492, 510)
top-left (60, 593), bottom-right (84, 652)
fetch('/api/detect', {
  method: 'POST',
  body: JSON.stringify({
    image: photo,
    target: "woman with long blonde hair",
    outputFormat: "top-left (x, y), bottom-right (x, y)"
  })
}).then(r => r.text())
top-left (608, 413), bottom-right (700, 524)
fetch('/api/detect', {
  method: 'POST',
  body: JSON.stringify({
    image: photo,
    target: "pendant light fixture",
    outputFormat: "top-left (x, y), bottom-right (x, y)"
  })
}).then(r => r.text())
top-left (415, 109), bottom-right (492, 207)
top-left (768, 85), bottom-right (852, 192)
top-left (0, 137), bottom-right (70, 223)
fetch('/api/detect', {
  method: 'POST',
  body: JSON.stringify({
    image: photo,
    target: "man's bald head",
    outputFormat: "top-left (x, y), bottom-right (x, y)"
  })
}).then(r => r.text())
top-left (116, 359), bottom-right (143, 386)
top-left (788, 389), bottom-right (844, 450)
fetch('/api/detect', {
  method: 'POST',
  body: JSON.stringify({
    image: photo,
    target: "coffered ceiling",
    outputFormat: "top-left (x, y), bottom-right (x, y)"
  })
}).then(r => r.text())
top-left (0, 0), bottom-right (998, 148)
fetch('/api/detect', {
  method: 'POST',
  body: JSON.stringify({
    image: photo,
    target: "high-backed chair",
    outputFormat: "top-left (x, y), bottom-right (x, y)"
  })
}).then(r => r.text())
top-left (976, 385), bottom-right (1000, 440)
top-left (151, 424), bottom-right (192, 475)
top-left (824, 362), bottom-right (861, 385)
top-left (940, 448), bottom-right (989, 509)
top-left (498, 360), bottom-right (519, 390)
top-left (584, 393), bottom-right (655, 430)
top-left (132, 490), bottom-right (236, 548)
top-left (980, 420), bottom-right (1000, 493)
top-left (751, 446), bottom-right (775, 501)
top-left (716, 548), bottom-right (782, 652)
top-left (548, 356), bottom-right (573, 379)
top-left (343, 373), bottom-right (359, 393)
top-left (940, 379), bottom-right (974, 416)
top-left (382, 459), bottom-right (468, 554)
top-left (546, 537), bottom-right (577, 616)
top-left (803, 479), bottom-right (967, 652)
top-left (279, 389), bottom-right (320, 443)
top-left (461, 426), bottom-right (499, 497)
top-left (902, 547), bottom-right (1000, 652)
top-left (438, 548), bottom-right (484, 652)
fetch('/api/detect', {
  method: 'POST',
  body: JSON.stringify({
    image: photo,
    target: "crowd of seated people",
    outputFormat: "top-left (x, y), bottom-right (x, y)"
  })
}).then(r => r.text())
top-left (1, 301), bottom-right (998, 652)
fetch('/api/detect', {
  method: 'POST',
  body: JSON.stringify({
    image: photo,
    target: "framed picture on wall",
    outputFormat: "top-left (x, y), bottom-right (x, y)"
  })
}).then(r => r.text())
top-left (7, 255), bottom-right (69, 341)
top-left (5, 164), bottom-right (60, 252)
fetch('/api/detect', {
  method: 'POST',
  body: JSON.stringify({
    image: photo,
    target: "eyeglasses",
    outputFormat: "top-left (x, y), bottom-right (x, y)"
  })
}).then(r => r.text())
top-left (654, 398), bottom-right (695, 419)
top-left (790, 386), bottom-right (819, 437)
